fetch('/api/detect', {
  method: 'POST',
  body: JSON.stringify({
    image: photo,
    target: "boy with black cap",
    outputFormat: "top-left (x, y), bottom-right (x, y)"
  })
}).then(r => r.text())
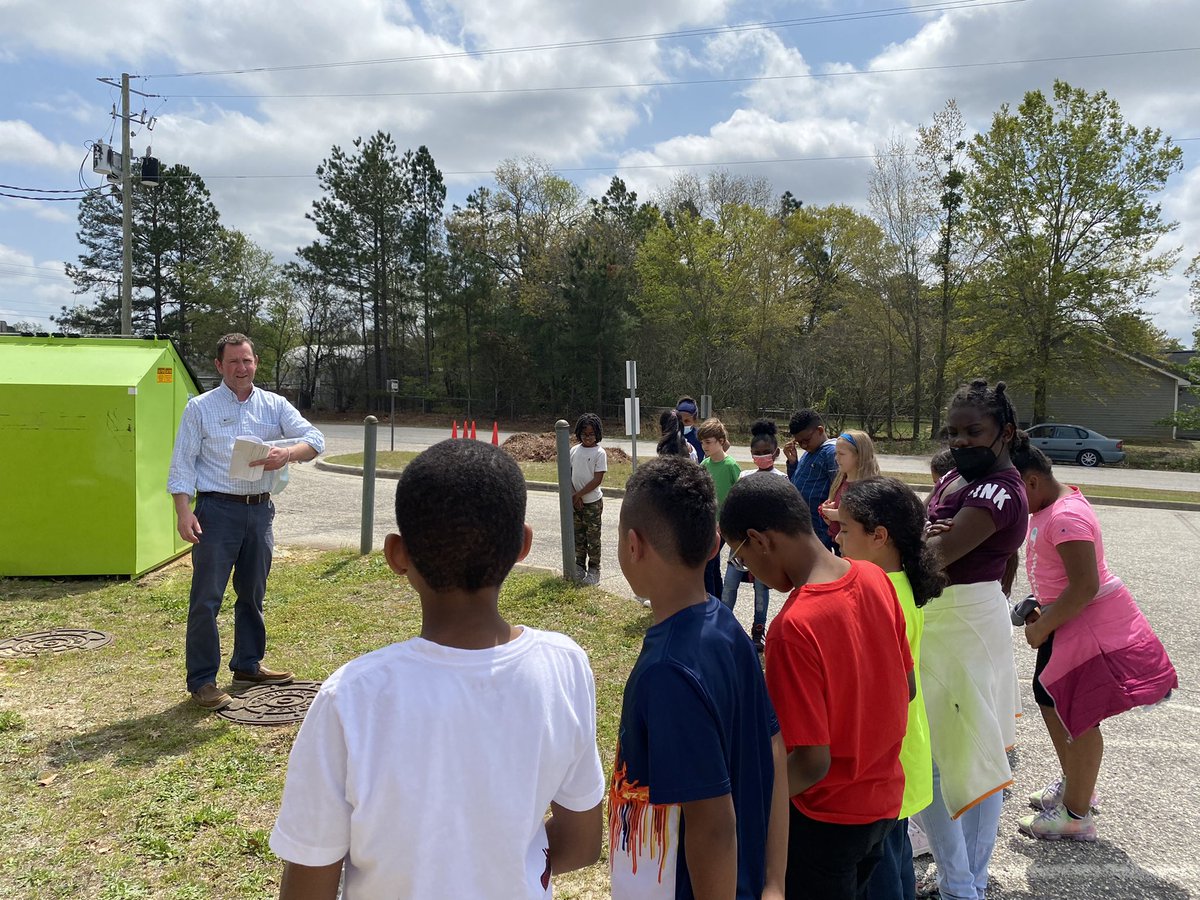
top-left (676, 395), bottom-right (705, 462)
top-left (270, 440), bottom-right (606, 899)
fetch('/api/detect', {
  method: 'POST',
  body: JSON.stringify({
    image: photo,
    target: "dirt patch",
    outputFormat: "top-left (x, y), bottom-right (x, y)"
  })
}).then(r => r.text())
top-left (501, 432), bottom-right (631, 464)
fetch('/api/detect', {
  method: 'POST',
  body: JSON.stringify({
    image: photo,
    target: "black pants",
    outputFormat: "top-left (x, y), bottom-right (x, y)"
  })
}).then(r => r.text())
top-left (787, 805), bottom-right (894, 900)
top-left (1033, 632), bottom-right (1056, 707)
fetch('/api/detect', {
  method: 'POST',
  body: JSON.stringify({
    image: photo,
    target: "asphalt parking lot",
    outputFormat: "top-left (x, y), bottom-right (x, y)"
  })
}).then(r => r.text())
top-left (275, 446), bottom-right (1199, 899)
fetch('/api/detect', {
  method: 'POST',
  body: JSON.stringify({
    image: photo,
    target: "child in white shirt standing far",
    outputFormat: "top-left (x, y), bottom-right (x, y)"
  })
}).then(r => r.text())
top-left (570, 413), bottom-right (608, 586)
top-left (270, 440), bottom-right (606, 900)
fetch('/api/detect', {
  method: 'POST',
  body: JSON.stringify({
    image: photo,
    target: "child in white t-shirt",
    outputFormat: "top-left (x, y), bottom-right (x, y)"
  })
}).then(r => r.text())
top-left (569, 413), bottom-right (608, 586)
top-left (270, 440), bottom-right (606, 900)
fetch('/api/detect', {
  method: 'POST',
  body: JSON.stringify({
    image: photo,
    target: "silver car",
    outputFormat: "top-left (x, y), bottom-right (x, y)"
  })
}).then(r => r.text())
top-left (1025, 423), bottom-right (1126, 467)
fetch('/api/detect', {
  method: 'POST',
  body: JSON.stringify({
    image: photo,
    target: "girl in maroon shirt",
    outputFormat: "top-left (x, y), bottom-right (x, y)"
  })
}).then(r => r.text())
top-left (917, 380), bottom-right (1027, 900)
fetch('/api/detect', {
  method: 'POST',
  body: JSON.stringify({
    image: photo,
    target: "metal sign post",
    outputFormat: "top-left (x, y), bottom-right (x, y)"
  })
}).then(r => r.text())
top-left (700, 394), bottom-right (712, 420)
top-left (554, 420), bottom-right (578, 581)
top-left (387, 379), bottom-right (399, 451)
top-left (625, 360), bottom-right (640, 471)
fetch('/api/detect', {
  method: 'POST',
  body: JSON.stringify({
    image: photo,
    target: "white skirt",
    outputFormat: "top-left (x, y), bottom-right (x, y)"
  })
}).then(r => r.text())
top-left (920, 580), bottom-right (1020, 818)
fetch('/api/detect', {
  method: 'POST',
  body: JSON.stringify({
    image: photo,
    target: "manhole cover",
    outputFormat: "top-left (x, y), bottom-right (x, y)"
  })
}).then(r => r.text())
top-left (217, 681), bottom-right (322, 726)
top-left (0, 629), bottom-right (114, 658)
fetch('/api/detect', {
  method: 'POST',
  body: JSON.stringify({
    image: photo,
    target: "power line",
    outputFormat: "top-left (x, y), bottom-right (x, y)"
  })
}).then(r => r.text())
top-left (160, 46), bottom-right (1200, 101)
top-left (145, 0), bottom-right (1020, 79)
top-left (0, 268), bottom-right (73, 283)
top-left (0, 191), bottom-right (91, 202)
top-left (0, 261), bottom-right (70, 274)
top-left (0, 183), bottom-right (94, 194)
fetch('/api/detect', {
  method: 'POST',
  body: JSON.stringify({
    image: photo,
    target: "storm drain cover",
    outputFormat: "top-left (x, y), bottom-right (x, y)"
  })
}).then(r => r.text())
top-left (0, 629), bottom-right (114, 658)
top-left (217, 681), bottom-right (322, 726)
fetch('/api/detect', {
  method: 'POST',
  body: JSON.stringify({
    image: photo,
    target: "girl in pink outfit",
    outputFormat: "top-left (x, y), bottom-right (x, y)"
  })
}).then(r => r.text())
top-left (1011, 436), bottom-right (1177, 843)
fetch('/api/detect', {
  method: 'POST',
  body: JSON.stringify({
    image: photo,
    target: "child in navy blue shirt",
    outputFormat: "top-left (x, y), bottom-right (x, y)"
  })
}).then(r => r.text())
top-left (610, 456), bottom-right (787, 900)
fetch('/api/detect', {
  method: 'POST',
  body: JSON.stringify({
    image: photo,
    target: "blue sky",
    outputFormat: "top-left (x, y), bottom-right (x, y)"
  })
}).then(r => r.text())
top-left (2, 0), bottom-right (1198, 340)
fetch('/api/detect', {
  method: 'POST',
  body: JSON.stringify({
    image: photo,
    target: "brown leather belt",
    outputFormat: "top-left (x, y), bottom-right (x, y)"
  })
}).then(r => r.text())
top-left (198, 491), bottom-right (271, 505)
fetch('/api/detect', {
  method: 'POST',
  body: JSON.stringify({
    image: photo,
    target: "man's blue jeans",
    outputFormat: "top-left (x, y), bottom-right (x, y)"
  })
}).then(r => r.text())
top-left (185, 494), bottom-right (274, 692)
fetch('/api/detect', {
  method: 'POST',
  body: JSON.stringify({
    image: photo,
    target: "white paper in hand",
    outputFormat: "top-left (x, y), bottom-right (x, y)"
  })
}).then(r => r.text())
top-left (229, 435), bottom-right (270, 481)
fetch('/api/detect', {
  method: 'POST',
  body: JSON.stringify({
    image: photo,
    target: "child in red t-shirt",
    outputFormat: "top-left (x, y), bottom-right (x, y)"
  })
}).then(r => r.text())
top-left (720, 473), bottom-right (914, 899)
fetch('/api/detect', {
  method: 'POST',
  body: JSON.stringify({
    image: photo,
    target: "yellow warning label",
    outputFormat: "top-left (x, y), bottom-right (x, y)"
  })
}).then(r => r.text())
top-left (157, 367), bottom-right (173, 383)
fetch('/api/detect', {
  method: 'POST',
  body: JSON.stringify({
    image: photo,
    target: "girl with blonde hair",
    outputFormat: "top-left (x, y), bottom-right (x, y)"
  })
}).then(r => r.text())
top-left (818, 429), bottom-right (880, 546)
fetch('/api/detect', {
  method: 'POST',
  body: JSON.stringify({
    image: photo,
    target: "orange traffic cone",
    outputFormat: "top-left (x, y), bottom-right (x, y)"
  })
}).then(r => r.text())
top-left (452, 420), bottom-right (458, 439)
top-left (491, 421), bottom-right (499, 445)
top-left (470, 420), bottom-right (477, 440)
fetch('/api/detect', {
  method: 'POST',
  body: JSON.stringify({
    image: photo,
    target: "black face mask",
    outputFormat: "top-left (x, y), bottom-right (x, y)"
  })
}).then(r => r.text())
top-left (951, 438), bottom-right (1000, 482)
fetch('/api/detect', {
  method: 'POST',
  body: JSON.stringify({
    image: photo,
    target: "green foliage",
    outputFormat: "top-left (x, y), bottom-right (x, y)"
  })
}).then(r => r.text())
top-left (59, 165), bottom-right (224, 355)
top-left (49, 89), bottom-right (1191, 429)
top-left (965, 80), bottom-right (1184, 422)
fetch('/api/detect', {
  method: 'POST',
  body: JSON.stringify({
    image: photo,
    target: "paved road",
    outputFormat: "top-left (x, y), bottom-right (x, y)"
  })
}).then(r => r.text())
top-left (316, 423), bottom-right (1200, 492)
top-left (274, 454), bottom-right (1199, 898)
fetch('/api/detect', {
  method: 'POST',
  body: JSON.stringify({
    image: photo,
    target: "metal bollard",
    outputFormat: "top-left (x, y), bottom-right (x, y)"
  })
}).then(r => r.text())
top-left (554, 419), bottom-right (578, 581)
top-left (360, 416), bottom-right (378, 555)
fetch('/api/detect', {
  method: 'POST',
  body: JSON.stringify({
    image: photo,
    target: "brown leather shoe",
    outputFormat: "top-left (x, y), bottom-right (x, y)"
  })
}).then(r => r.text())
top-left (231, 664), bottom-right (294, 686)
top-left (191, 683), bottom-right (233, 710)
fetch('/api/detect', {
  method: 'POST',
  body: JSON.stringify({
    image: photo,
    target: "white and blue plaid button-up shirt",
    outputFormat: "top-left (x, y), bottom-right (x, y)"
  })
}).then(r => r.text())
top-left (167, 382), bottom-right (325, 497)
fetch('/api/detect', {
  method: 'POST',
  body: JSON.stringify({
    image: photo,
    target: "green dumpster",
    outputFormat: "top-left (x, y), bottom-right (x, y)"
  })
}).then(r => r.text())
top-left (0, 334), bottom-right (202, 577)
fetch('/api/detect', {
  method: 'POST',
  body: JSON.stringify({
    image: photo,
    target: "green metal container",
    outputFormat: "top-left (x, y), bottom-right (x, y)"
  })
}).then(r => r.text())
top-left (0, 335), bottom-right (201, 577)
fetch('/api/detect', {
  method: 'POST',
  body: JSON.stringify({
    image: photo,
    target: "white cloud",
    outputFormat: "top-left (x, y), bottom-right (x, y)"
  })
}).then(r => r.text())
top-left (0, 0), bottom-right (1197, 342)
top-left (0, 243), bottom-right (75, 328)
top-left (0, 120), bottom-right (83, 170)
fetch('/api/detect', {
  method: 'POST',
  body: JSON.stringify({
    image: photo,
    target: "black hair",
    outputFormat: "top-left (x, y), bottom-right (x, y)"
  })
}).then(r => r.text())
top-left (575, 412), bottom-right (603, 443)
top-left (789, 408), bottom-right (823, 435)
top-left (657, 409), bottom-right (690, 457)
top-left (621, 456), bottom-right (716, 569)
top-left (394, 440), bottom-right (526, 591)
top-left (948, 378), bottom-right (1018, 434)
top-left (1010, 430), bottom-right (1053, 476)
top-left (749, 418), bottom-right (779, 452)
top-left (719, 470), bottom-right (813, 541)
top-left (839, 477), bottom-right (945, 608)
top-left (930, 448), bottom-right (955, 480)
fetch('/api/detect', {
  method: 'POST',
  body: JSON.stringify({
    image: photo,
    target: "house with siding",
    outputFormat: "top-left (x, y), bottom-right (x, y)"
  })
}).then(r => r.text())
top-left (1007, 348), bottom-right (1194, 441)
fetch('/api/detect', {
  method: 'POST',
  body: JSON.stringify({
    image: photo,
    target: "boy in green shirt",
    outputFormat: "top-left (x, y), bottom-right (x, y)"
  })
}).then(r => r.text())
top-left (700, 418), bottom-right (742, 599)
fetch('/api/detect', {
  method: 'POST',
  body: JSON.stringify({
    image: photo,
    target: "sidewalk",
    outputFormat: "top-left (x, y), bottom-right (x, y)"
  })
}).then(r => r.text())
top-left (317, 423), bottom-right (1200, 493)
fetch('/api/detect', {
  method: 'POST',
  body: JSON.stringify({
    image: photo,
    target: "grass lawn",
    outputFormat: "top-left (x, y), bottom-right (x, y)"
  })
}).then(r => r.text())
top-left (0, 552), bottom-right (646, 899)
top-left (326, 451), bottom-right (1200, 505)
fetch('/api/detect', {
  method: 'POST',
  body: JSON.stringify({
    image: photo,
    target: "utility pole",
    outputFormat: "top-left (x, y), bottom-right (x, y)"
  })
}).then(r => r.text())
top-left (96, 74), bottom-right (158, 337)
top-left (120, 73), bottom-right (133, 336)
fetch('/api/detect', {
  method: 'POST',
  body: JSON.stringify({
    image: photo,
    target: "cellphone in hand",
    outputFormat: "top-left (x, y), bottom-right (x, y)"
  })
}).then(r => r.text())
top-left (1010, 594), bottom-right (1041, 626)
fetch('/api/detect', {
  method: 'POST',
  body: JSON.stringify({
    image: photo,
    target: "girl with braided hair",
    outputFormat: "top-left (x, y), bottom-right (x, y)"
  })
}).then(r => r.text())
top-left (917, 379), bottom-right (1027, 900)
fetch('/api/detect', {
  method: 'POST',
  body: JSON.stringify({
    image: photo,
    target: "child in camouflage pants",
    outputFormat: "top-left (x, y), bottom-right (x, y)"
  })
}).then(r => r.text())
top-left (570, 413), bottom-right (608, 586)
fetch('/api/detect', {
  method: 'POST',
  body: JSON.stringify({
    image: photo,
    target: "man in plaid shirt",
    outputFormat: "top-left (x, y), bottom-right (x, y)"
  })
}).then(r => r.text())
top-left (168, 333), bottom-right (325, 710)
top-left (783, 409), bottom-right (839, 551)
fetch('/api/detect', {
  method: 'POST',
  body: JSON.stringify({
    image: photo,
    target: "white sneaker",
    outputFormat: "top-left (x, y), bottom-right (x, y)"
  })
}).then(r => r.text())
top-left (1028, 778), bottom-right (1099, 814)
top-left (909, 817), bottom-right (932, 858)
top-left (639, 597), bottom-right (652, 608)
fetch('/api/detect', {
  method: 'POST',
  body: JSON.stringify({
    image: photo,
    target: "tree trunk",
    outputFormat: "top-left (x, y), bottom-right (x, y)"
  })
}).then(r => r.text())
top-left (931, 243), bottom-right (953, 440)
top-left (911, 285), bottom-right (923, 441)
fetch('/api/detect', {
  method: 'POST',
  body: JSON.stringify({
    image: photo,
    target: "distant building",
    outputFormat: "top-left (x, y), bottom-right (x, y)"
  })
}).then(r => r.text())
top-left (1007, 347), bottom-right (1197, 441)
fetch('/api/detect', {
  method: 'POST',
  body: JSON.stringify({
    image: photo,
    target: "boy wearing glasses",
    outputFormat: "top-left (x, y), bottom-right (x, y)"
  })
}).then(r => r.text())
top-left (611, 456), bottom-right (788, 900)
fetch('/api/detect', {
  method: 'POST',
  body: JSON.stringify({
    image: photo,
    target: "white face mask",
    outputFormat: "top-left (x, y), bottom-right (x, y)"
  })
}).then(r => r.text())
top-left (683, 425), bottom-right (694, 433)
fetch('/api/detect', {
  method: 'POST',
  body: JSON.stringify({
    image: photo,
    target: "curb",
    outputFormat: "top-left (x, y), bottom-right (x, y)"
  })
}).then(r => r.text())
top-left (314, 460), bottom-right (1200, 512)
